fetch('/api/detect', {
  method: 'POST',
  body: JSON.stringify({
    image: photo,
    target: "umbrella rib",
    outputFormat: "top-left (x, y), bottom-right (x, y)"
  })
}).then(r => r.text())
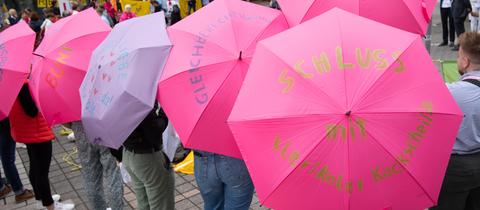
top-left (169, 28), bottom-right (236, 58)
top-left (299, 0), bottom-right (317, 24)
top-left (39, 31), bottom-right (109, 61)
top-left (1, 31), bottom-right (34, 44)
top-left (399, 0), bottom-right (425, 34)
top-left (350, 37), bottom-right (418, 112)
top-left (222, 0), bottom-right (240, 54)
top-left (262, 117), bottom-right (345, 206)
top-left (242, 13), bottom-right (283, 58)
top-left (337, 13), bottom-right (349, 111)
top-left (356, 81), bottom-right (457, 115)
top-left (159, 59), bottom-right (236, 85)
top-left (184, 61), bottom-right (240, 144)
top-left (357, 111), bottom-right (461, 117)
top-left (362, 123), bottom-right (436, 205)
top-left (228, 113), bottom-right (345, 124)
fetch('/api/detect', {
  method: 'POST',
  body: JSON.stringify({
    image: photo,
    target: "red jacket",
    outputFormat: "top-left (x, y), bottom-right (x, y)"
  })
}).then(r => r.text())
top-left (9, 99), bottom-right (55, 144)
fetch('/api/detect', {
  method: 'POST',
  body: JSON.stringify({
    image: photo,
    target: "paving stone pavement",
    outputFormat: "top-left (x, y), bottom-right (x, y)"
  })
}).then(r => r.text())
top-left (0, 1), bottom-right (470, 210)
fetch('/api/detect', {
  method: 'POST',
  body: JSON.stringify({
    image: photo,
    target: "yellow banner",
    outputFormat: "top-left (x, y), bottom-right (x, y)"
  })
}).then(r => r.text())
top-left (37, 0), bottom-right (54, 8)
top-left (179, 0), bottom-right (202, 18)
top-left (120, 0), bottom-right (151, 16)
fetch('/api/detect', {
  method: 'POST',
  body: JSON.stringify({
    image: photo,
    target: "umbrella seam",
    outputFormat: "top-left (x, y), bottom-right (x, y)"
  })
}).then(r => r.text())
top-left (36, 31), bottom-right (110, 60)
top-left (350, 36), bottom-right (419, 112)
top-left (299, 0), bottom-right (317, 25)
top-left (159, 60), bottom-right (237, 83)
top-left (398, 0), bottom-right (426, 34)
top-left (356, 81), bottom-right (457, 114)
top-left (168, 27), bottom-right (236, 59)
top-left (260, 43), bottom-right (345, 111)
top-left (262, 117), bottom-right (345, 206)
top-left (222, 0), bottom-right (240, 54)
top-left (227, 114), bottom-right (346, 124)
top-left (242, 11), bottom-right (284, 58)
top-left (361, 120), bottom-right (437, 205)
top-left (183, 60), bottom-right (240, 147)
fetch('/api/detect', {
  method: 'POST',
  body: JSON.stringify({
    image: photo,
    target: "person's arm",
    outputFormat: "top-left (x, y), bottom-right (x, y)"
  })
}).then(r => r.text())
top-left (110, 147), bottom-right (123, 162)
top-left (18, 84), bottom-right (39, 118)
top-left (139, 105), bottom-right (168, 147)
top-left (466, 0), bottom-right (473, 12)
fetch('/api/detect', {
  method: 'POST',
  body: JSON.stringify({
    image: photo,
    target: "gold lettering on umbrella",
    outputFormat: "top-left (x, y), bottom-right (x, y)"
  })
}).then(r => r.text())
top-left (45, 45), bottom-right (72, 88)
top-left (272, 135), bottom-right (363, 194)
top-left (277, 46), bottom-right (406, 94)
top-left (370, 101), bottom-right (433, 182)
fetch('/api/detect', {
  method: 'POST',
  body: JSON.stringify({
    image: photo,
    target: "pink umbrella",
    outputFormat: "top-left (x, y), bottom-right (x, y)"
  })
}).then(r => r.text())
top-left (157, 0), bottom-right (289, 158)
top-left (228, 9), bottom-right (463, 210)
top-left (278, 0), bottom-right (436, 35)
top-left (29, 8), bottom-right (111, 126)
top-left (0, 22), bottom-right (36, 120)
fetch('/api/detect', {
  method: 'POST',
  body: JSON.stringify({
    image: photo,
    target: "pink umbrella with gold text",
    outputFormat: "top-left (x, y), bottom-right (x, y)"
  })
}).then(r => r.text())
top-left (29, 8), bottom-right (110, 126)
top-left (228, 9), bottom-right (463, 210)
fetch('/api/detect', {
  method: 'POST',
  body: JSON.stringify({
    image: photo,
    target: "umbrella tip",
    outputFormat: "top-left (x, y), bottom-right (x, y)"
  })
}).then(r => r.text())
top-left (239, 51), bottom-right (243, 60)
top-left (345, 111), bottom-right (352, 116)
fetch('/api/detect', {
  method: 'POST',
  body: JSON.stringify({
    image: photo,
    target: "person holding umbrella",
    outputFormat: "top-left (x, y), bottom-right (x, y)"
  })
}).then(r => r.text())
top-left (9, 84), bottom-right (74, 210)
top-left (432, 32), bottom-right (480, 210)
top-left (122, 102), bottom-right (174, 210)
top-left (66, 120), bottom-right (124, 210)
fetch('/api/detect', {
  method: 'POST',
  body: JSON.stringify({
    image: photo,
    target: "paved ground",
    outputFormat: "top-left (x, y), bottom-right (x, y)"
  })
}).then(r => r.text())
top-left (0, 2), bottom-right (469, 210)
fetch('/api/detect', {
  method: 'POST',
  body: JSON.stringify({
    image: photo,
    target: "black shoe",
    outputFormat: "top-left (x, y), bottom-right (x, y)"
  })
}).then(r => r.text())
top-left (437, 42), bottom-right (448, 47)
top-left (449, 42), bottom-right (455, 47)
top-left (452, 46), bottom-right (459, 51)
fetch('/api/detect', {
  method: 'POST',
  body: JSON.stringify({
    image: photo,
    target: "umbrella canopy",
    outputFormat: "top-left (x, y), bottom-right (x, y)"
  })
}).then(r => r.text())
top-left (29, 8), bottom-right (111, 126)
top-left (278, 0), bottom-right (436, 35)
top-left (0, 22), bottom-right (36, 120)
top-left (80, 12), bottom-right (172, 149)
top-left (228, 8), bottom-right (463, 210)
top-left (157, 0), bottom-right (289, 158)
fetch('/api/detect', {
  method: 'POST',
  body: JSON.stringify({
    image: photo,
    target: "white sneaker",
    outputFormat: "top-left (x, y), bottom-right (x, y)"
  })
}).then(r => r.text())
top-left (54, 201), bottom-right (75, 210)
top-left (67, 133), bottom-right (75, 140)
top-left (52, 194), bottom-right (61, 202)
top-left (34, 195), bottom-right (62, 209)
top-left (106, 208), bottom-right (112, 210)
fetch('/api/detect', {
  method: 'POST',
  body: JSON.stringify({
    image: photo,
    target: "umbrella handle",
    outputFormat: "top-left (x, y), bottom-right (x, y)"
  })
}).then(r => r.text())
top-left (421, 0), bottom-right (430, 23)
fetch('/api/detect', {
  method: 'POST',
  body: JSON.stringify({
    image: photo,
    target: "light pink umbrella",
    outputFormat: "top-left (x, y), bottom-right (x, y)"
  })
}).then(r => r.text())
top-left (29, 8), bottom-right (110, 126)
top-left (228, 9), bottom-right (463, 210)
top-left (157, 0), bottom-right (289, 158)
top-left (0, 22), bottom-right (36, 120)
top-left (278, 0), bottom-right (436, 35)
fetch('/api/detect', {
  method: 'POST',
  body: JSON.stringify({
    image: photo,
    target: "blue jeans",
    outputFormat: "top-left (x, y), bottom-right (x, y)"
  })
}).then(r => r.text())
top-left (194, 152), bottom-right (254, 210)
top-left (0, 119), bottom-right (24, 195)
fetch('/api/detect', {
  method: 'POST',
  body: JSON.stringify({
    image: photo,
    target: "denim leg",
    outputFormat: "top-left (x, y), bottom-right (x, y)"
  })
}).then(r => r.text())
top-left (194, 154), bottom-right (225, 210)
top-left (0, 122), bottom-right (24, 195)
top-left (217, 155), bottom-right (254, 210)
